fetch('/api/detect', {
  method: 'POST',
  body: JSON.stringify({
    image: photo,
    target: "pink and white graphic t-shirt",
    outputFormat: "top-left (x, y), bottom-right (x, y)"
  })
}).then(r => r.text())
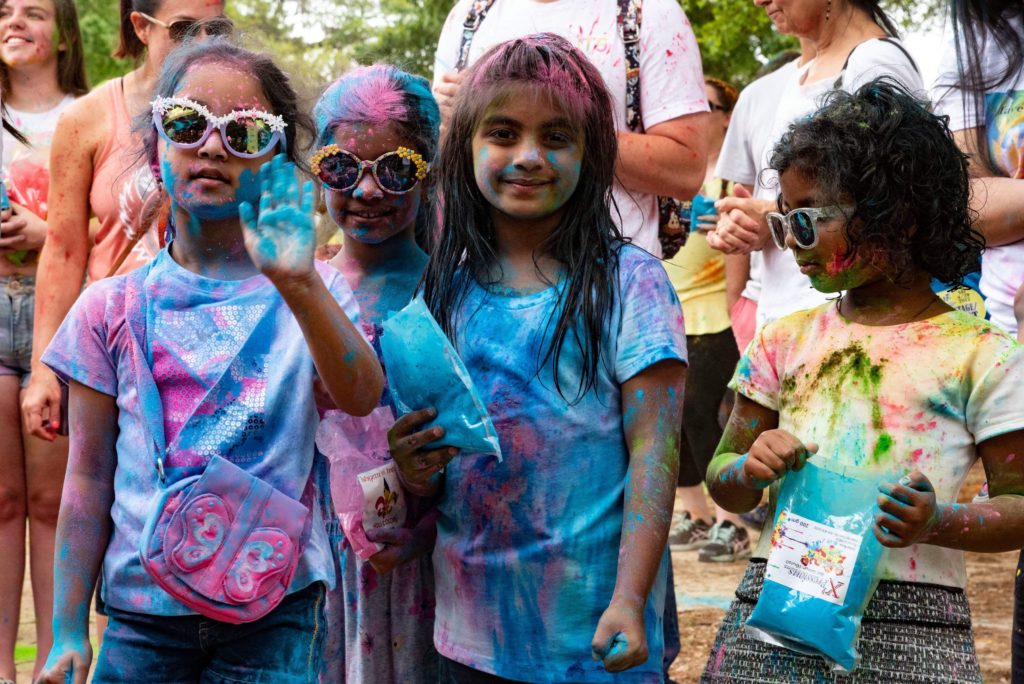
top-left (733, 303), bottom-right (1024, 588)
top-left (433, 0), bottom-right (708, 257)
top-left (933, 11), bottom-right (1024, 336)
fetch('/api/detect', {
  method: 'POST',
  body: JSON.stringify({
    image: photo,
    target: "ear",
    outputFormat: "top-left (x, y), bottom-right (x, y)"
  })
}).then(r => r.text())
top-left (129, 11), bottom-right (152, 48)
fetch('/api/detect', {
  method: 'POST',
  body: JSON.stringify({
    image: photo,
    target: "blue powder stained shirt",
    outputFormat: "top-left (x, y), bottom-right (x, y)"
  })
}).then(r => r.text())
top-left (42, 248), bottom-right (359, 616)
top-left (433, 245), bottom-right (687, 682)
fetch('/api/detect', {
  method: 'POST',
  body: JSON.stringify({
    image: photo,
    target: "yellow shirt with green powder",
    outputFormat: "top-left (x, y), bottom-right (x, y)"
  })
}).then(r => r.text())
top-left (731, 302), bottom-right (1024, 588)
top-left (663, 178), bottom-right (731, 336)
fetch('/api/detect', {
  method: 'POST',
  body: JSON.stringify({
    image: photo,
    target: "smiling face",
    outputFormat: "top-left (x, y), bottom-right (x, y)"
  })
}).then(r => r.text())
top-left (471, 88), bottom-right (583, 234)
top-left (778, 166), bottom-right (877, 293)
top-left (0, 0), bottom-right (61, 69)
top-left (158, 61), bottom-right (277, 222)
top-left (135, 0), bottom-right (225, 69)
top-left (322, 122), bottom-right (423, 245)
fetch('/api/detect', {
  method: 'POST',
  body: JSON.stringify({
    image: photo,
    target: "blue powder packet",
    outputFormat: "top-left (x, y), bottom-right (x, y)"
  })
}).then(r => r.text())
top-left (380, 298), bottom-right (502, 460)
top-left (745, 461), bottom-right (891, 672)
top-left (689, 194), bottom-right (718, 232)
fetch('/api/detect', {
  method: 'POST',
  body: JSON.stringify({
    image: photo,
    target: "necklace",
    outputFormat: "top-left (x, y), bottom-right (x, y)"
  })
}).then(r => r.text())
top-left (836, 292), bottom-right (941, 325)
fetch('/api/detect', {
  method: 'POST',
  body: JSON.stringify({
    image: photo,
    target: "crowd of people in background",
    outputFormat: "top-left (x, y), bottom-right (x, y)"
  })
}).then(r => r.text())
top-left (0, 0), bottom-right (1022, 682)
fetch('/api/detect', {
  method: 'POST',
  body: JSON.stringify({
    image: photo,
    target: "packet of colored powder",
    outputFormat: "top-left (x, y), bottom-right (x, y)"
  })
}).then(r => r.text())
top-left (380, 298), bottom-right (502, 460)
top-left (745, 461), bottom-right (892, 672)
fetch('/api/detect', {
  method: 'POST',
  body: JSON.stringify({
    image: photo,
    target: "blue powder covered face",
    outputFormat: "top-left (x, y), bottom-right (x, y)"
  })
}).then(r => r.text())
top-left (745, 461), bottom-right (892, 673)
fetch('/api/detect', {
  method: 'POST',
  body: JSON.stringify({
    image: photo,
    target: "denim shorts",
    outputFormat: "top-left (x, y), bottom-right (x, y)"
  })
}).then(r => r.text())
top-left (92, 582), bottom-right (327, 683)
top-left (0, 274), bottom-right (34, 387)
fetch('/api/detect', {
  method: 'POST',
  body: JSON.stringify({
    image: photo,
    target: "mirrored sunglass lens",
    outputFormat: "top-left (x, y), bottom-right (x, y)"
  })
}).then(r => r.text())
top-left (767, 215), bottom-right (785, 246)
top-left (375, 154), bottom-right (418, 192)
top-left (319, 153), bottom-right (360, 189)
top-left (161, 106), bottom-right (207, 145)
top-left (224, 117), bottom-right (274, 155)
top-left (793, 211), bottom-right (816, 246)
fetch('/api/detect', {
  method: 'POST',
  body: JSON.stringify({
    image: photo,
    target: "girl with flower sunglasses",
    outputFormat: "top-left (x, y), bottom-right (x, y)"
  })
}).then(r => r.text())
top-left (310, 63), bottom-right (441, 684)
top-left (36, 39), bottom-right (382, 684)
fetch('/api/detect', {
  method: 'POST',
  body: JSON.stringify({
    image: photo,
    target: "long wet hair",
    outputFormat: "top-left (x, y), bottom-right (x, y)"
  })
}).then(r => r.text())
top-left (313, 64), bottom-right (440, 250)
top-left (0, 0), bottom-right (88, 97)
top-left (137, 37), bottom-right (314, 174)
top-left (421, 33), bottom-right (622, 402)
top-left (769, 79), bottom-right (983, 288)
top-left (947, 0), bottom-right (1024, 174)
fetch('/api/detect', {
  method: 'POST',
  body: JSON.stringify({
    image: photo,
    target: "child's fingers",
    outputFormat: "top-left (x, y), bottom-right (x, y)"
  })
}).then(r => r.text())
top-left (239, 201), bottom-right (257, 231)
top-left (390, 407), bottom-right (438, 437)
top-left (365, 526), bottom-right (410, 546)
top-left (901, 470), bottom-right (935, 493)
top-left (872, 521), bottom-right (905, 547)
top-left (877, 490), bottom-right (914, 519)
top-left (301, 180), bottom-right (315, 215)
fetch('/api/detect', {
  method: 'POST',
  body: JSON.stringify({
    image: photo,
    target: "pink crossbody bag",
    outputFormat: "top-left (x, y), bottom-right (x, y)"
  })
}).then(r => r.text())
top-left (140, 456), bottom-right (314, 624)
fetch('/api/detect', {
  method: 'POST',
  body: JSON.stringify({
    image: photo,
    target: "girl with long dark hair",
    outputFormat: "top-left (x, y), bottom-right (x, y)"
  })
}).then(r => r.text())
top-left (387, 34), bottom-right (687, 680)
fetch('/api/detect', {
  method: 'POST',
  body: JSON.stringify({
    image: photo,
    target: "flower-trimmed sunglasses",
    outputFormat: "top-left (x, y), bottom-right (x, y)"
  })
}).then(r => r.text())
top-left (766, 205), bottom-right (854, 250)
top-left (138, 12), bottom-right (234, 43)
top-left (310, 145), bottom-right (429, 194)
top-left (151, 97), bottom-right (287, 159)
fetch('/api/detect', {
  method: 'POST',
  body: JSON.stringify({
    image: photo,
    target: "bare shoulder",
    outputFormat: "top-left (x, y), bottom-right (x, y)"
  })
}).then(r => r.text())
top-left (56, 81), bottom-right (118, 156)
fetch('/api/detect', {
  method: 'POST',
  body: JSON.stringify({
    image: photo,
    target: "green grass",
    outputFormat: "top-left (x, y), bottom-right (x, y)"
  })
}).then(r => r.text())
top-left (13, 642), bottom-right (36, 663)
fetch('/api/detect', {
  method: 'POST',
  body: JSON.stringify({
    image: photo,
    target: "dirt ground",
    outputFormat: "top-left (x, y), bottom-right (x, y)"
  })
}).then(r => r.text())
top-left (15, 464), bottom-right (1017, 683)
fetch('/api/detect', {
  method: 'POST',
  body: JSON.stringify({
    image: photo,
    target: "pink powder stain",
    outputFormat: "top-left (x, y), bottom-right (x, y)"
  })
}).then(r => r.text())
top-left (909, 558), bottom-right (916, 571)
top-left (666, 49), bottom-right (674, 57)
top-left (910, 420), bottom-right (938, 432)
top-left (910, 448), bottom-right (924, 463)
top-left (1008, 453), bottom-right (1017, 463)
top-left (824, 251), bottom-right (855, 277)
top-left (328, 67), bottom-right (408, 126)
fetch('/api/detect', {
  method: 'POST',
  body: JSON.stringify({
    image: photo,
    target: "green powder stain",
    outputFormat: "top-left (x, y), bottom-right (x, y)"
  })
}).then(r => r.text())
top-left (872, 433), bottom-right (893, 462)
top-left (807, 342), bottom-right (888, 438)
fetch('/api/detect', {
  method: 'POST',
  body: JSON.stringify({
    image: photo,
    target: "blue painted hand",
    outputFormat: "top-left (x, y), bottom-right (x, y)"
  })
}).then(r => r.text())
top-left (239, 154), bottom-right (316, 282)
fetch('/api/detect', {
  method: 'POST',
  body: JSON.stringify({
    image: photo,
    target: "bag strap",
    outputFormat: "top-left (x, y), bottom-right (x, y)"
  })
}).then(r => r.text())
top-left (456, 0), bottom-right (499, 71)
top-left (617, 0), bottom-right (643, 132)
top-left (832, 37), bottom-right (920, 89)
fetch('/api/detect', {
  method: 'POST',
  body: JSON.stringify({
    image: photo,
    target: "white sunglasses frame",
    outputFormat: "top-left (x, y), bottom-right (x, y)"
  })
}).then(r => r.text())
top-left (766, 205), bottom-right (855, 250)
top-left (151, 96), bottom-right (288, 159)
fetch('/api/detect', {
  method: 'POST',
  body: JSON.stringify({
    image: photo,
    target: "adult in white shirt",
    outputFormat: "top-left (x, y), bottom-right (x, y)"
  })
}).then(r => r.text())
top-left (707, 0), bottom-right (921, 329)
top-left (432, 0), bottom-right (710, 257)
top-left (932, 2), bottom-right (1024, 338)
top-left (715, 40), bottom-right (813, 354)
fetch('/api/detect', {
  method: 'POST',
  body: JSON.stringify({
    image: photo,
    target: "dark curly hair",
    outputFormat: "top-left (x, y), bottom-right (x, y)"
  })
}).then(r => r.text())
top-left (768, 78), bottom-right (984, 288)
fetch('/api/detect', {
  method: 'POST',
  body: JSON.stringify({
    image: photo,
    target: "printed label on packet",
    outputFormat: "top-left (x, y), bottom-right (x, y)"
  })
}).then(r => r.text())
top-left (764, 508), bottom-right (862, 606)
top-left (358, 461), bottom-right (407, 534)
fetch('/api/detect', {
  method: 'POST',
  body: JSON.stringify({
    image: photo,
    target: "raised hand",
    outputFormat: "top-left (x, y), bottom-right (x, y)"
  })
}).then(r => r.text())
top-left (239, 154), bottom-right (316, 283)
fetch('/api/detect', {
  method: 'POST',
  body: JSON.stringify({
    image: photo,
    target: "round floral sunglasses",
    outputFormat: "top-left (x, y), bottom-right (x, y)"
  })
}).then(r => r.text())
top-left (310, 144), bottom-right (429, 194)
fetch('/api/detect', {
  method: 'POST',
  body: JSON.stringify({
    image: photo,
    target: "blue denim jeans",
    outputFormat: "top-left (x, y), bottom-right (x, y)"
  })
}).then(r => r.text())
top-left (92, 582), bottom-right (326, 683)
top-left (0, 274), bottom-right (34, 386)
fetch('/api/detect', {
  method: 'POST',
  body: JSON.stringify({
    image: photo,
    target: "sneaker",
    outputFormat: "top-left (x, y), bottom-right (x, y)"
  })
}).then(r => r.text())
top-left (698, 521), bottom-right (752, 563)
top-left (667, 512), bottom-right (713, 551)
top-left (739, 503), bottom-right (769, 528)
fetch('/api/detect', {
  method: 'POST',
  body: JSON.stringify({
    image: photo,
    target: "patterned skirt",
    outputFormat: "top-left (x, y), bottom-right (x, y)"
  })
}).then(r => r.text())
top-left (700, 560), bottom-right (982, 683)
